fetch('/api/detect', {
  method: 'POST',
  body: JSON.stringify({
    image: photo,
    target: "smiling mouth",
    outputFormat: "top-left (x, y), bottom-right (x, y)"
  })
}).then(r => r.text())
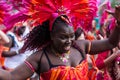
top-left (64, 46), bottom-right (71, 51)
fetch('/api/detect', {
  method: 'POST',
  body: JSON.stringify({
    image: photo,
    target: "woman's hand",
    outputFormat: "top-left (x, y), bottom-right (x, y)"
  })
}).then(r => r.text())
top-left (113, 5), bottom-right (120, 22)
top-left (106, 5), bottom-right (120, 25)
top-left (113, 50), bottom-right (120, 58)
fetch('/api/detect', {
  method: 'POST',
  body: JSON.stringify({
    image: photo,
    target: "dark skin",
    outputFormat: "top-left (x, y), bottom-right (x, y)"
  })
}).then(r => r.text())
top-left (0, 5), bottom-right (120, 80)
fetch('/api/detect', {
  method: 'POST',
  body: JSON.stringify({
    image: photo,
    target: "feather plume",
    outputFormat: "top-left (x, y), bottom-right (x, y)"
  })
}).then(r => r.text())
top-left (3, 12), bottom-right (30, 32)
top-left (0, 1), bottom-right (12, 23)
top-left (3, 0), bottom-right (97, 31)
top-left (24, 0), bottom-right (98, 31)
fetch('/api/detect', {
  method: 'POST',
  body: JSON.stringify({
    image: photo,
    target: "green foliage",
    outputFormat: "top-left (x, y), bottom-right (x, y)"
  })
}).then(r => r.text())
top-left (111, 0), bottom-right (120, 8)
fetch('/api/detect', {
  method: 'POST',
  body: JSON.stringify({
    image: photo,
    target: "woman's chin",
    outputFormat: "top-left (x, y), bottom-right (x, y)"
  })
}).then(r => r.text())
top-left (64, 46), bottom-right (71, 52)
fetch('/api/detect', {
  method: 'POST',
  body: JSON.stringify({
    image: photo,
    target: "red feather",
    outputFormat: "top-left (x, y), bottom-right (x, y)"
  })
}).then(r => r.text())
top-left (0, 1), bottom-right (11, 23)
top-left (5, 0), bottom-right (97, 31)
top-left (3, 12), bottom-right (30, 32)
top-left (28, 0), bottom-right (97, 30)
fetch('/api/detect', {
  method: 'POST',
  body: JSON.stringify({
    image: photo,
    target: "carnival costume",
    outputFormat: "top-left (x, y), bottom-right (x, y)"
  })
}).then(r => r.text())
top-left (0, 45), bottom-right (9, 67)
top-left (41, 60), bottom-right (88, 80)
top-left (2, 0), bottom-right (97, 31)
top-left (1, 0), bottom-right (97, 80)
top-left (0, 1), bottom-right (10, 24)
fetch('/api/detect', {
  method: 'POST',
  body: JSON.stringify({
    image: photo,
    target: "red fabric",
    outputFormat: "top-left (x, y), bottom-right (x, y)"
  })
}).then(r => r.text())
top-left (95, 51), bottom-right (112, 80)
top-left (28, 0), bottom-right (97, 31)
top-left (0, 45), bottom-right (9, 66)
top-left (95, 51), bottom-right (109, 69)
top-left (88, 55), bottom-right (100, 80)
top-left (0, 1), bottom-right (11, 24)
top-left (40, 60), bottom-right (88, 80)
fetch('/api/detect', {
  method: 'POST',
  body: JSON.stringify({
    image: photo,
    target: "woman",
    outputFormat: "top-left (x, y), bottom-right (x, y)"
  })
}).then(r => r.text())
top-left (0, 4), bottom-right (120, 80)
top-left (2, 26), bottom-right (32, 70)
top-left (0, 30), bottom-right (9, 68)
top-left (0, 30), bottom-right (9, 45)
top-left (107, 42), bottom-right (120, 80)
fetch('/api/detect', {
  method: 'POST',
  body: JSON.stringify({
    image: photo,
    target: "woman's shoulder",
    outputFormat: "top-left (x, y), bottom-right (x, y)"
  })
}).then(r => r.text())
top-left (72, 40), bottom-right (90, 54)
top-left (26, 49), bottom-right (44, 62)
top-left (73, 40), bottom-right (89, 46)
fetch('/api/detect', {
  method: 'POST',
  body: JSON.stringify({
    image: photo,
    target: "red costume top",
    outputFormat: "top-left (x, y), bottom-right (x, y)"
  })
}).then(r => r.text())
top-left (41, 59), bottom-right (88, 80)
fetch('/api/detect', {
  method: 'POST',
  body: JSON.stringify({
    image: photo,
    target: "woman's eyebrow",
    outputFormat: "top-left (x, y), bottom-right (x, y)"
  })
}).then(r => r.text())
top-left (58, 33), bottom-right (74, 36)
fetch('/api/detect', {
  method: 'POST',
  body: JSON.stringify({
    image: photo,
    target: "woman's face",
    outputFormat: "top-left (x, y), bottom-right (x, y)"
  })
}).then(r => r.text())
top-left (51, 24), bottom-right (75, 53)
top-left (15, 26), bottom-right (26, 36)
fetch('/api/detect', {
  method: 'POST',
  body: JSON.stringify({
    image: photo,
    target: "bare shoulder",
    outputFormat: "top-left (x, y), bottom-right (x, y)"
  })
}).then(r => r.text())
top-left (26, 49), bottom-right (44, 62)
top-left (73, 40), bottom-right (90, 53)
top-left (25, 49), bottom-right (44, 70)
top-left (73, 40), bottom-right (89, 47)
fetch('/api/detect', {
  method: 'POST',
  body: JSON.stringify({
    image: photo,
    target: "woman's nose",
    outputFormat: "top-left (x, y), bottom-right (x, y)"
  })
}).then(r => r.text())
top-left (66, 38), bottom-right (72, 44)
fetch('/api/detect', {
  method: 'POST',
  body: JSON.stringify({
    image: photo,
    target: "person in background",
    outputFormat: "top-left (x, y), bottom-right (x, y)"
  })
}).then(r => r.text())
top-left (0, 30), bottom-right (10, 68)
top-left (75, 27), bottom-right (85, 40)
top-left (0, 30), bottom-right (9, 45)
top-left (2, 26), bottom-right (32, 70)
top-left (0, 3), bottom-right (119, 79)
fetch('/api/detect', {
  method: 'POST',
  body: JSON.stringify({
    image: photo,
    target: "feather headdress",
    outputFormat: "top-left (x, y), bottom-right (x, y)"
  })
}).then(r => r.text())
top-left (0, 1), bottom-right (12, 24)
top-left (26, 0), bottom-right (97, 31)
top-left (3, 0), bottom-right (97, 31)
top-left (3, 12), bottom-right (30, 32)
top-left (2, 0), bottom-right (30, 32)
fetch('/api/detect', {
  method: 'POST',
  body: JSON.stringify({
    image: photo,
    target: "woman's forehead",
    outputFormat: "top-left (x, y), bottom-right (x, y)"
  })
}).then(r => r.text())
top-left (53, 24), bottom-right (74, 32)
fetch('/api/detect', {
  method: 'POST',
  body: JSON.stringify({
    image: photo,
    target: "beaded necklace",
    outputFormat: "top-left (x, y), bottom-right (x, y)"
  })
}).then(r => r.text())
top-left (55, 51), bottom-right (70, 63)
top-left (51, 46), bottom-right (70, 63)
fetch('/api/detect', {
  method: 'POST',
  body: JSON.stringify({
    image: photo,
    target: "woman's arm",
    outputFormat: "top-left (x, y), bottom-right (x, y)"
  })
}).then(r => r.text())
top-left (89, 5), bottom-right (120, 54)
top-left (0, 50), bottom-right (41, 80)
top-left (2, 50), bottom-right (19, 57)
top-left (104, 50), bottom-right (120, 67)
top-left (0, 30), bottom-right (9, 45)
top-left (0, 63), bottom-right (33, 80)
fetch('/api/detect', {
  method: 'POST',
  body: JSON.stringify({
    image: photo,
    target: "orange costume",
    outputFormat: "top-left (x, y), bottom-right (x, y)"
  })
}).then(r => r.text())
top-left (17, 0), bottom-right (97, 79)
top-left (0, 45), bottom-right (9, 67)
top-left (40, 60), bottom-right (88, 80)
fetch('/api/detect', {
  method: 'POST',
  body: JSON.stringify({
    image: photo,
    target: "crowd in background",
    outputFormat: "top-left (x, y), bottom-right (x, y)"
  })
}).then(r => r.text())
top-left (0, 0), bottom-right (120, 80)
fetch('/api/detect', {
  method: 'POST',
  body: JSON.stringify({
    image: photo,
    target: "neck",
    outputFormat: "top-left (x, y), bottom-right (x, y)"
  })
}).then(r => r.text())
top-left (50, 45), bottom-right (70, 63)
top-left (50, 45), bottom-right (61, 55)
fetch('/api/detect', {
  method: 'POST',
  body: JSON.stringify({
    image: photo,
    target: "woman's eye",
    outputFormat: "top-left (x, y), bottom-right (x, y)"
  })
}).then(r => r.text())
top-left (59, 36), bottom-right (66, 39)
top-left (70, 35), bottom-right (75, 38)
top-left (69, 34), bottom-right (75, 39)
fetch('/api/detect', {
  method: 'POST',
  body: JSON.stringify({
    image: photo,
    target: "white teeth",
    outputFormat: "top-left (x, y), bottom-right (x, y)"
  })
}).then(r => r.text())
top-left (64, 46), bottom-right (70, 50)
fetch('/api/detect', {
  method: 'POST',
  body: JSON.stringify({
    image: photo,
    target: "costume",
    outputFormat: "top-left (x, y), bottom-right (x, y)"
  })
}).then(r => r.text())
top-left (95, 51), bottom-right (109, 69)
top-left (4, 27), bottom-right (32, 69)
top-left (25, 48), bottom-right (89, 80)
top-left (2, 0), bottom-right (97, 31)
top-left (0, 45), bottom-right (9, 67)
top-left (89, 52), bottom-right (112, 80)
top-left (85, 34), bottom-right (112, 80)
top-left (3, 0), bottom-right (97, 79)
top-left (22, 0), bottom-right (97, 80)
top-left (0, 1), bottom-right (10, 24)
top-left (41, 60), bottom-right (88, 80)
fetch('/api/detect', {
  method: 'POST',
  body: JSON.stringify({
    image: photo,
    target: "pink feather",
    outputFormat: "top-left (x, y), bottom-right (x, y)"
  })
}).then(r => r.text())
top-left (3, 12), bottom-right (30, 32)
